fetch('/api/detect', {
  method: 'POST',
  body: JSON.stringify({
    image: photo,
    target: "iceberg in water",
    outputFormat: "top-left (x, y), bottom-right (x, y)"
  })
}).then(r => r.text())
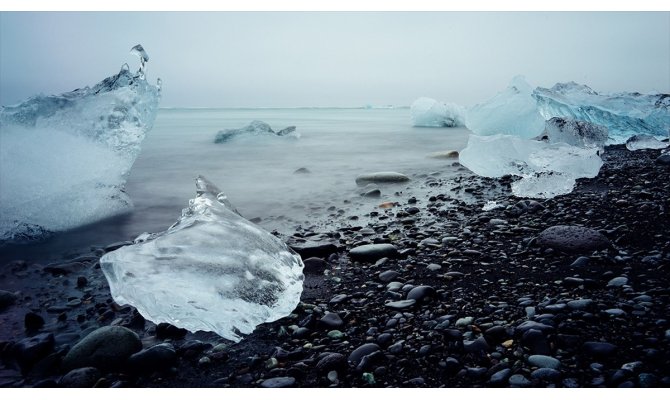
top-left (100, 176), bottom-right (305, 342)
top-left (459, 134), bottom-right (603, 198)
top-left (533, 82), bottom-right (670, 142)
top-left (214, 120), bottom-right (298, 143)
top-left (540, 117), bottom-right (609, 148)
top-left (465, 76), bottom-right (546, 139)
top-left (625, 134), bottom-right (669, 151)
top-left (0, 45), bottom-right (161, 242)
top-left (410, 97), bottom-right (465, 127)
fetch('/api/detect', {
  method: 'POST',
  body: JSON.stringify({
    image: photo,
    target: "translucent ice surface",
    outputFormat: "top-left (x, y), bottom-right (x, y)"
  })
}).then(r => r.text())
top-left (410, 97), bottom-right (465, 127)
top-left (100, 176), bottom-right (305, 342)
top-left (625, 134), bottom-right (669, 151)
top-left (541, 117), bottom-right (609, 148)
top-left (465, 76), bottom-right (546, 139)
top-left (459, 134), bottom-right (603, 198)
top-left (214, 120), bottom-right (298, 143)
top-left (0, 46), bottom-right (161, 242)
top-left (533, 82), bottom-right (670, 142)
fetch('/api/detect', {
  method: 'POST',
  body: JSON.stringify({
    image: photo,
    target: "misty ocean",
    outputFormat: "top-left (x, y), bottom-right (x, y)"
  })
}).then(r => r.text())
top-left (1, 107), bottom-right (471, 264)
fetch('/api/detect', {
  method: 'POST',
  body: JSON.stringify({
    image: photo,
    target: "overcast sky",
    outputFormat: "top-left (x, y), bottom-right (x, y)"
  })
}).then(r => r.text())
top-left (1, 12), bottom-right (668, 108)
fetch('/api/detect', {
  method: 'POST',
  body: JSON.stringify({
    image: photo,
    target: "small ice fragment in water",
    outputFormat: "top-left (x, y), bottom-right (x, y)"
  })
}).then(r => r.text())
top-left (214, 120), bottom-right (299, 143)
top-left (100, 176), bottom-right (304, 342)
top-left (410, 97), bottom-right (465, 127)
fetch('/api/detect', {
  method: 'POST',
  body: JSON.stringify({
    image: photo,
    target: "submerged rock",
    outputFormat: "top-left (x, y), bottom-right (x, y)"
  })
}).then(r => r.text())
top-left (355, 172), bottom-right (410, 185)
top-left (100, 176), bottom-right (304, 342)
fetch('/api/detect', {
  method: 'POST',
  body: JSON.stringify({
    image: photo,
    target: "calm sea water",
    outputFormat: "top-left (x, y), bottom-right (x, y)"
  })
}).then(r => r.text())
top-left (2, 108), bottom-right (471, 263)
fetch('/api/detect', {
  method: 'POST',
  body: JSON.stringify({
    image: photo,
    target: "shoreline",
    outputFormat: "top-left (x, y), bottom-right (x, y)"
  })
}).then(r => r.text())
top-left (1, 144), bottom-right (669, 388)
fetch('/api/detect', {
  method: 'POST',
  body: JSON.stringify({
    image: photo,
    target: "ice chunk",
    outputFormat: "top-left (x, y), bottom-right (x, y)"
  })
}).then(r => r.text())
top-left (410, 97), bottom-right (465, 127)
top-left (0, 45), bottom-right (161, 243)
top-left (214, 120), bottom-right (299, 143)
top-left (130, 44), bottom-right (149, 78)
top-left (533, 82), bottom-right (670, 142)
top-left (459, 134), bottom-right (603, 198)
top-left (465, 76), bottom-right (545, 139)
top-left (100, 176), bottom-right (305, 342)
top-left (540, 117), bottom-right (608, 148)
top-left (625, 134), bottom-right (669, 151)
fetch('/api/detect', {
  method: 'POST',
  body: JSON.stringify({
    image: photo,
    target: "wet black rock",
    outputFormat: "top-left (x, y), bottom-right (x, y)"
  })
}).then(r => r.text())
top-left (303, 257), bottom-right (328, 274)
top-left (260, 376), bottom-right (295, 388)
top-left (127, 343), bottom-right (177, 375)
top-left (350, 244), bottom-right (399, 262)
top-left (490, 368), bottom-right (512, 385)
top-left (385, 299), bottom-right (416, 310)
top-left (522, 329), bottom-right (551, 355)
top-left (531, 368), bottom-right (561, 381)
top-left (316, 352), bottom-right (347, 372)
top-left (582, 342), bottom-right (617, 357)
top-left (378, 270), bottom-right (400, 282)
top-left (656, 154), bottom-right (670, 165)
top-left (348, 343), bottom-right (380, 366)
top-left (406, 285), bottom-right (436, 302)
top-left (156, 323), bottom-right (188, 340)
top-left (62, 326), bottom-right (142, 372)
top-left (24, 312), bottom-right (45, 331)
top-left (0, 290), bottom-right (17, 310)
top-left (536, 225), bottom-right (610, 254)
top-left (288, 240), bottom-right (339, 259)
top-left (59, 367), bottom-right (100, 388)
top-left (319, 312), bottom-right (344, 329)
top-left (12, 333), bottom-right (55, 372)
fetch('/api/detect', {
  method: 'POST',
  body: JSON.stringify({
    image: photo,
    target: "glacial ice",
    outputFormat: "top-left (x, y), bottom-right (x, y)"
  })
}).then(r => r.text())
top-left (540, 117), bottom-right (609, 148)
top-left (410, 97), bottom-right (465, 127)
top-left (533, 82), bottom-right (670, 142)
top-left (214, 120), bottom-right (298, 143)
top-left (625, 134), bottom-right (669, 151)
top-left (0, 46), bottom-right (160, 242)
top-left (100, 176), bottom-right (305, 342)
top-left (465, 76), bottom-right (546, 139)
top-left (459, 134), bottom-right (603, 198)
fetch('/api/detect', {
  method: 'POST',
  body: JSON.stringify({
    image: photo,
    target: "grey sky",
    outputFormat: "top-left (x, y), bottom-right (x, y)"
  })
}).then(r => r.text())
top-left (1, 12), bottom-right (668, 108)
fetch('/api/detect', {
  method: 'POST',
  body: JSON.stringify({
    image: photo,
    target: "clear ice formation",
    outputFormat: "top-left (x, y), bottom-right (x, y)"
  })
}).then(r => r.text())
top-left (459, 134), bottom-right (603, 199)
top-left (130, 44), bottom-right (149, 78)
top-left (410, 97), bottom-right (465, 127)
top-left (625, 134), bottom-right (669, 151)
top-left (465, 76), bottom-right (546, 139)
top-left (533, 82), bottom-right (670, 142)
top-left (214, 120), bottom-right (298, 143)
top-left (0, 45), bottom-right (161, 242)
top-left (100, 176), bottom-right (305, 342)
top-left (540, 117), bottom-right (609, 148)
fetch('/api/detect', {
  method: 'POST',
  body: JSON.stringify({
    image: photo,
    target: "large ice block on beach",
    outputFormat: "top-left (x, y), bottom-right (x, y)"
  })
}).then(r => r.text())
top-left (0, 45), bottom-right (161, 242)
top-left (541, 117), bottom-right (609, 148)
top-left (100, 176), bottom-right (305, 342)
top-left (459, 134), bottom-right (603, 198)
top-left (410, 97), bottom-right (465, 127)
top-left (214, 120), bottom-right (298, 143)
top-left (465, 76), bottom-right (545, 139)
top-left (533, 82), bottom-right (670, 142)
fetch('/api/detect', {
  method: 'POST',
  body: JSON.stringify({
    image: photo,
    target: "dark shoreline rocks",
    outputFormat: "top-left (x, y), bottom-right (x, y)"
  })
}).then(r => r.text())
top-left (0, 145), bottom-right (669, 388)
